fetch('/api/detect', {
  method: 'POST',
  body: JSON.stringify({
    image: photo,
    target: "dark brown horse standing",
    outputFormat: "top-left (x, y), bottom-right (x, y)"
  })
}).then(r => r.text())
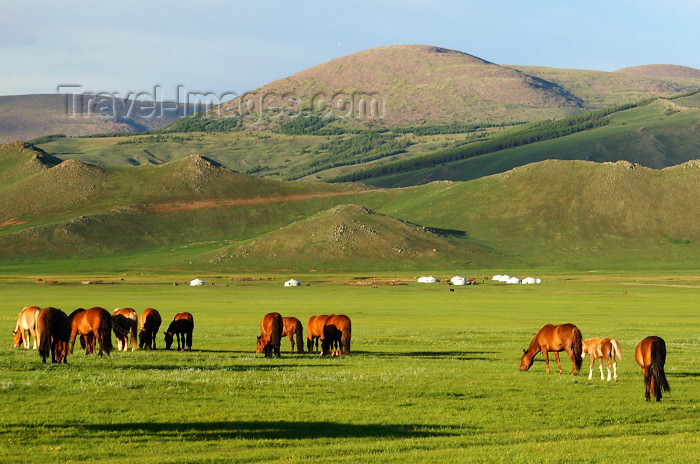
top-left (112, 308), bottom-right (138, 352)
top-left (306, 314), bottom-right (329, 353)
top-left (68, 307), bottom-right (113, 356)
top-left (256, 312), bottom-right (282, 358)
top-left (139, 308), bottom-right (162, 350)
top-left (164, 312), bottom-right (194, 351)
top-left (635, 336), bottom-right (670, 402)
top-left (282, 317), bottom-right (304, 354)
top-left (36, 307), bottom-right (71, 364)
top-left (520, 323), bottom-right (583, 375)
top-left (321, 314), bottom-right (351, 356)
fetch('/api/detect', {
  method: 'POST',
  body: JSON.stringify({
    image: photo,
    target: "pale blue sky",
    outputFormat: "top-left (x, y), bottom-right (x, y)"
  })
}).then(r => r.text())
top-left (1, 0), bottom-right (698, 98)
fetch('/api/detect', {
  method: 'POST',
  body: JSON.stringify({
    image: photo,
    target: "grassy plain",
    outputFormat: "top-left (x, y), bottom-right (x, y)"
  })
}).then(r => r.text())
top-left (1, 273), bottom-right (698, 463)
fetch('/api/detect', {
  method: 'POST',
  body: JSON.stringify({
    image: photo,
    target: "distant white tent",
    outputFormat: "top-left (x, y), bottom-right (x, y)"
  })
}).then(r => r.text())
top-left (190, 278), bottom-right (205, 287)
top-left (522, 277), bottom-right (539, 284)
top-left (496, 275), bottom-right (511, 282)
top-left (418, 276), bottom-right (438, 283)
top-left (492, 274), bottom-right (503, 281)
top-left (284, 279), bottom-right (301, 287)
top-left (506, 276), bottom-right (522, 284)
top-left (450, 276), bottom-right (467, 286)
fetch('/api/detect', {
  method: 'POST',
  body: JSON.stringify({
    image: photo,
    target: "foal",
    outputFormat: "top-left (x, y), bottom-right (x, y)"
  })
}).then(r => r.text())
top-left (582, 337), bottom-right (622, 382)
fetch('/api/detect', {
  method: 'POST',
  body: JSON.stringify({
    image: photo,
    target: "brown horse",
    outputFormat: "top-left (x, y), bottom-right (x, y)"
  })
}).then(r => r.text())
top-left (68, 307), bottom-right (113, 356)
top-left (36, 307), bottom-right (70, 364)
top-left (520, 323), bottom-right (583, 375)
top-left (635, 336), bottom-right (670, 402)
top-left (256, 312), bottom-right (282, 357)
top-left (282, 317), bottom-right (304, 354)
top-left (306, 315), bottom-right (329, 353)
top-left (139, 308), bottom-right (162, 350)
top-left (321, 314), bottom-right (351, 357)
top-left (112, 308), bottom-right (138, 352)
top-left (164, 312), bottom-right (194, 351)
top-left (582, 337), bottom-right (622, 382)
top-left (13, 306), bottom-right (41, 349)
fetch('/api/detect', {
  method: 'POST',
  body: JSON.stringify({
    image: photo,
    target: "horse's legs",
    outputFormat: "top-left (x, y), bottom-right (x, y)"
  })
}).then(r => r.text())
top-left (289, 334), bottom-right (295, 354)
top-left (605, 356), bottom-right (612, 381)
top-left (588, 356), bottom-right (595, 380)
top-left (599, 358), bottom-right (605, 380)
top-left (612, 356), bottom-right (618, 382)
top-left (642, 367), bottom-right (651, 401)
top-left (69, 330), bottom-right (78, 354)
top-left (651, 374), bottom-right (659, 401)
top-left (553, 351), bottom-right (563, 374)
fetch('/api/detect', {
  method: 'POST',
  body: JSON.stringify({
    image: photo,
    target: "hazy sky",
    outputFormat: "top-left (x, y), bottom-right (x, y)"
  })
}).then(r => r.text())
top-left (1, 0), bottom-right (699, 98)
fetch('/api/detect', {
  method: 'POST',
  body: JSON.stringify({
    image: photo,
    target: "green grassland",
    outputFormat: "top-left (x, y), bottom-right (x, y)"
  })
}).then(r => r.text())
top-left (0, 274), bottom-right (698, 463)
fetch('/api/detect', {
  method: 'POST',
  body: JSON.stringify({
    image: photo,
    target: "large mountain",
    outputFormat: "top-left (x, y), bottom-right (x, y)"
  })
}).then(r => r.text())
top-left (221, 45), bottom-right (700, 127)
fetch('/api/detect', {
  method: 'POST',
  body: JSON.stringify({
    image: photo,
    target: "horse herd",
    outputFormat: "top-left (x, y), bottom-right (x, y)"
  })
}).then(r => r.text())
top-left (256, 313), bottom-right (352, 358)
top-left (12, 306), bottom-right (195, 363)
top-left (519, 323), bottom-right (670, 402)
top-left (13, 308), bottom-right (665, 402)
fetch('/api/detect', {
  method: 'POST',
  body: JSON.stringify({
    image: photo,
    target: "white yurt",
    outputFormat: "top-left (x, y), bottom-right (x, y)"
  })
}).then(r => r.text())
top-left (496, 275), bottom-right (511, 282)
top-left (190, 278), bottom-right (205, 287)
top-left (450, 276), bottom-right (467, 286)
top-left (418, 276), bottom-right (438, 283)
top-left (522, 277), bottom-right (537, 284)
top-left (506, 276), bottom-right (522, 284)
top-left (284, 279), bottom-right (301, 287)
top-left (492, 274), bottom-right (503, 281)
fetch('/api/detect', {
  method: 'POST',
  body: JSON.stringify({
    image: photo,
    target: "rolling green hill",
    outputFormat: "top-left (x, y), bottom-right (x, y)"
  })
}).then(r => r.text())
top-left (335, 92), bottom-right (700, 187)
top-left (1, 141), bottom-right (698, 272)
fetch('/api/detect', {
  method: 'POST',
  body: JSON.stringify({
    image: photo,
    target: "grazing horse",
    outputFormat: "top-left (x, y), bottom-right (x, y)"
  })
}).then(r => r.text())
top-left (68, 307), bottom-right (113, 356)
top-left (582, 337), bottom-right (622, 382)
top-left (306, 315), bottom-right (329, 353)
top-left (164, 312), bottom-right (194, 351)
top-left (13, 306), bottom-right (41, 349)
top-left (635, 336), bottom-right (670, 402)
top-left (36, 307), bottom-right (70, 364)
top-left (139, 308), bottom-right (162, 350)
top-left (520, 323), bottom-right (583, 375)
top-left (256, 312), bottom-right (282, 358)
top-left (321, 314), bottom-right (351, 357)
top-left (282, 317), bottom-right (304, 354)
top-left (112, 308), bottom-right (138, 352)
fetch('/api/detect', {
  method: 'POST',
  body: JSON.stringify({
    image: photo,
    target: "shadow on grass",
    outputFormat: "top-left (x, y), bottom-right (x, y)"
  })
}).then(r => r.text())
top-left (668, 371), bottom-right (700, 378)
top-left (10, 420), bottom-right (462, 440)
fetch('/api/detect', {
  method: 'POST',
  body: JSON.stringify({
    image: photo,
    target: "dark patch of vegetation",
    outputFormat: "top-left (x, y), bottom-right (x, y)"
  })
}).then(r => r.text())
top-left (27, 134), bottom-right (66, 145)
top-left (285, 132), bottom-right (413, 180)
top-left (162, 114), bottom-right (243, 133)
top-left (116, 134), bottom-right (202, 145)
top-left (391, 122), bottom-right (524, 136)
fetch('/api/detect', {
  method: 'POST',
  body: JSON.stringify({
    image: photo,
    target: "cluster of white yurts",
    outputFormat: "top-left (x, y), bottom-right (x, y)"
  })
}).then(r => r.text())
top-left (492, 274), bottom-right (541, 284)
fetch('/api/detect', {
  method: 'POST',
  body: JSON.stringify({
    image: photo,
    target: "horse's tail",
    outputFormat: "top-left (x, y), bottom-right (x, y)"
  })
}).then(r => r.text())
top-left (37, 315), bottom-right (50, 363)
top-left (342, 320), bottom-right (352, 356)
top-left (650, 338), bottom-right (670, 397)
top-left (99, 313), bottom-right (113, 355)
top-left (129, 319), bottom-right (138, 352)
top-left (295, 323), bottom-right (304, 354)
top-left (572, 326), bottom-right (583, 372)
top-left (610, 339), bottom-right (622, 360)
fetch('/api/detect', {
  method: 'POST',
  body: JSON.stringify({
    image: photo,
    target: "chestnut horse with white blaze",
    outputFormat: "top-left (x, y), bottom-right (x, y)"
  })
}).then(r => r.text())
top-left (68, 307), bottom-right (113, 356)
top-left (164, 312), bottom-right (194, 351)
top-left (36, 307), bottom-right (71, 364)
top-left (520, 323), bottom-right (583, 375)
top-left (112, 308), bottom-right (138, 352)
top-left (306, 315), bottom-right (329, 353)
top-left (139, 308), bottom-right (162, 350)
top-left (13, 306), bottom-right (41, 349)
top-left (256, 312), bottom-right (282, 357)
top-left (321, 314), bottom-right (351, 357)
top-left (635, 336), bottom-right (670, 402)
top-left (282, 317), bottom-right (304, 354)
top-left (582, 337), bottom-right (622, 381)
